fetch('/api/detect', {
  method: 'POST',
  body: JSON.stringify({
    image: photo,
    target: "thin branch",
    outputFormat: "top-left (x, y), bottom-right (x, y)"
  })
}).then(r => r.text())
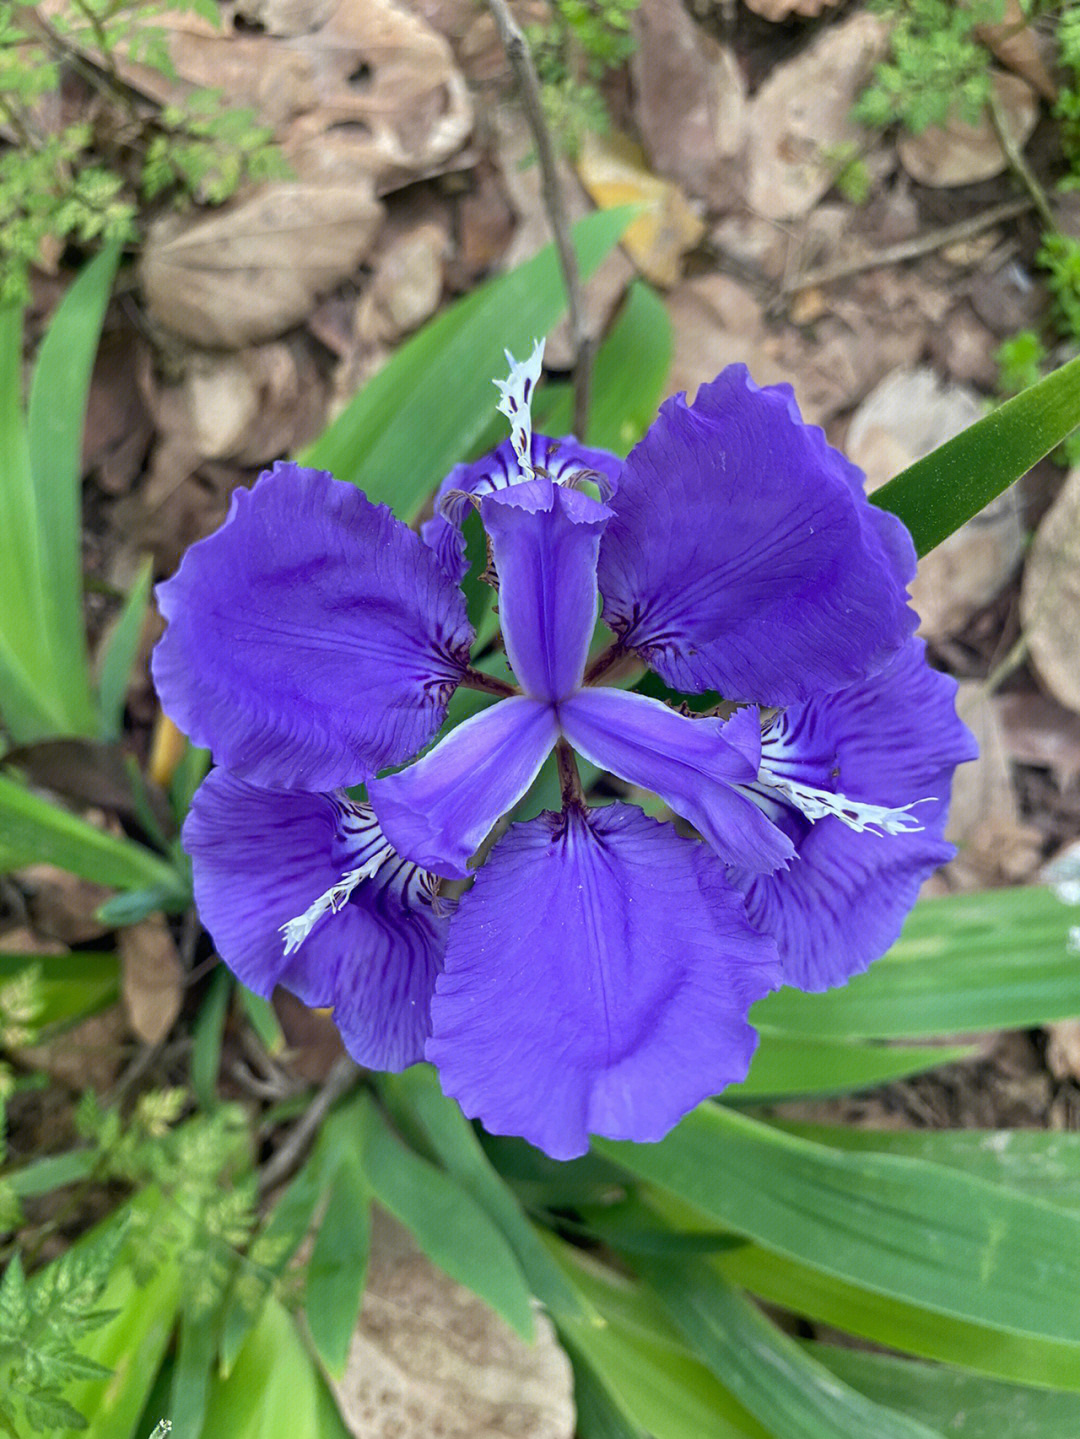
top-left (257, 1056), bottom-right (360, 1196)
top-left (779, 197), bottom-right (1034, 297)
top-left (987, 86), bottom-right (1057, 234)
top-left (486, 0), bottom-right (593, 435)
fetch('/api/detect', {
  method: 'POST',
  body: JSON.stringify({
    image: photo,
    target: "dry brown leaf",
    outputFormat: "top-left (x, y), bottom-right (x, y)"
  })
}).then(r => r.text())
top-left (746, 11), bottom-right (890, 221)
top-left (1046, 1020), bottom-right (1080, 1082)
top-left (974, 0), bottom-right (1057, 102)
top-left (1021, 465), bottom-right (1080, 715)
top-left (119, 916), bottom-right (184, 1045)
top-left (631, 0), bottom-right (747, 209)
top-left (847, 368), bottom-right (1024, 640)
top-left (576, 132), bottom-right (705, 288)
top-left (181, 340), bottom-right (326, 463)
top-left (330, 1211), bottom-right (574, 1439)
top-left (666, 273), bottom-right (791, 402)
top-left (140, 181), bottom-right (384, 346)
top-left (897, 71), bottom-right (1038, 187)
top-left (19, 1007), bottom-right (127, 1092)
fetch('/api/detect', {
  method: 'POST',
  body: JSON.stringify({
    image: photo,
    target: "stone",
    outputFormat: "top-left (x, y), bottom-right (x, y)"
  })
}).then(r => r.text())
top-left (745, 11), bottom-right (890, 221)
top-left (897, 72), bottom-right (1038, 188)
top-left (1021, 465), bottom-right (1080, 715)
top-left (846, 367), bottom-right (1025, 640)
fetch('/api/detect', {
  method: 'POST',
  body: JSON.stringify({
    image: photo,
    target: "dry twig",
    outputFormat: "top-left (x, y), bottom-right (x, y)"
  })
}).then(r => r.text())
top-left (486, 0), bottom-right (594, 435)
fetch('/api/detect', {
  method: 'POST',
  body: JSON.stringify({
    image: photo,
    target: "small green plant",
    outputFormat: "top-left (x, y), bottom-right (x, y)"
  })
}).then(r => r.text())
top-left (0, 1224), bottom-right (123, 1435)
top-left (854, 0), bottom-right (1006, 133)
top-left (822, 142), bottom-right (873, 205)
top-left (0, 0), bottom-right (286, 303)
top-left (526, 0), bottom-right (641, 156)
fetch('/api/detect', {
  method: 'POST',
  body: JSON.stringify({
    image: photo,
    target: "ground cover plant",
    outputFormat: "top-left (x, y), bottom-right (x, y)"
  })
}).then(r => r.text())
top-left (3, 2), bottom-right (1080, 1437)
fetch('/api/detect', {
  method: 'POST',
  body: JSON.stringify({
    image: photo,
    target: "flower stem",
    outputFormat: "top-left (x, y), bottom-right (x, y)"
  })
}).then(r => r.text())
top-left (556, 739), bottom-right (584, 807)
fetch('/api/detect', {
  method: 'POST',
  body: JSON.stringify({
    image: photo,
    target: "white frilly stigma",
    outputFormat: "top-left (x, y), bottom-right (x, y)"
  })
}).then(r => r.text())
top-left (493, 338), bottom-right (545, 470)
top-left (755, 773), bottom-right (933, 837)
top-left (280, 843), bottom-right (394, 956)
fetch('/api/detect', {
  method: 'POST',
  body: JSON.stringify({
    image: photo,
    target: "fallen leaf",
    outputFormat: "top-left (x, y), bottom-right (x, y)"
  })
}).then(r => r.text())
top-left (897, 71), bottom-right (1038, 188)
top-left (330, 1211), bottom-right (574, 1439)
top-left (974, 0), bottom-right (1057, 102)
top-left (119, 916), bottom-right (184, 1045)
top-left (1021, 465), bottom-right (1080, 715)
top-left (1046, 1020), bottom-right (1080, 1082)
top-left (140, 181), bottom-right (385, 347)
top-left (576, 131), bottom-right (705, 288)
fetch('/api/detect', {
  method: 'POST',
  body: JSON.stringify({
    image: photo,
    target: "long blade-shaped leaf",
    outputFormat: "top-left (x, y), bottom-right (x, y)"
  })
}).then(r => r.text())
top-left (873, 353), bottom-right (1080, 555)
top-left (599, 1104), bottom-right (1080, 1346)
top-left (755, 886), bottom-right (1080, 1040)
top-left (0, 772), bottom-right (177, 890)
top-left (642, 1259), bottom-right (943, 1439)
top-left (728, 1030), bottom-right (972, 1099)
top-left (27, 241), bottom-right (121, 734)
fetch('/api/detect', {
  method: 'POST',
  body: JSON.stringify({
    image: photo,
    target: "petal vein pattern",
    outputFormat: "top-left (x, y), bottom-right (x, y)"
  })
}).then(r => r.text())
top-left (596, 366), bottom-right (917, 704)
top-left (153, 463), bottom-right (474, 791)
top-left (428, 804), bottom-right (781, 1160)
top-left (184, 771), bottom-right (446, 1070)
top-left (735, 639), bottom-right (978, 990)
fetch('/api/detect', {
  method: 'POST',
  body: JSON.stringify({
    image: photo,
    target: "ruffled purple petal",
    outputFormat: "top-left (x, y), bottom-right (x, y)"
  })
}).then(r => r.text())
top-left (183, 770), bottom-right (446, 1070)
top-left (153, 463), bottom-right (473, 791)
top-left (558, 688), bottom-right (793, 872)
top-left (480, 476), bottom-right (612, 702)
top-left (596, 366), bottom-right (918, 705)
top-left (428, 803), bottom-right (780, 1159)
top-left (369, 696), bottom-right (560, 879)
top-left (736, 639), bottom-right (977, 990)
top-left (423, 435), bottom-right (623, 585)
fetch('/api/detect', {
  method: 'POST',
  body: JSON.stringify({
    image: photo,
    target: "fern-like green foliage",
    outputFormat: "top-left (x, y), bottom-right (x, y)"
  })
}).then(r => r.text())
top-left (0, 0), bottom-right (287, 302)
top-left (526, 0), bottom-right (641, 156)
top-left (0, 1224), bottom-right (123, 1435)
top-left (854, 0), bottom-right (1006, 133)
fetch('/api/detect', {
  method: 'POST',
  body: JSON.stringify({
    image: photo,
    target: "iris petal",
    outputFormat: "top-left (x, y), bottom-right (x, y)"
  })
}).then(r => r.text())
top-left (423, 435), bottom-right (622, 584)
top-left (369, 696), bottom-right (560, 879)
top-left (428, 803), bottom-right (781, 1159)
top-left (596, 366), bottom-right (917, 704)
top-left (184, 771), bottom-right (446, 1070)
top-left (153, 463), bottom-right (473, 791)
top-left (481, 476), bottom-right (612, 702)
top-left (736, 639), bottom-right (977, 990)
top-left (558, 687), bottom-right (793, 872)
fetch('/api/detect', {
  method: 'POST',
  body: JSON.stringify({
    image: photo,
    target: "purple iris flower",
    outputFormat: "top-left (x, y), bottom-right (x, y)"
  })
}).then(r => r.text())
top-left (153, 342), bottom-right (975, 1159)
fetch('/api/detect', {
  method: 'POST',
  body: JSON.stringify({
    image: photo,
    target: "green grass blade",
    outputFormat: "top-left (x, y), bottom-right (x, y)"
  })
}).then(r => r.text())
top-left (0, 949), bottom-right (118, 1031)
top-left (728, 1030), bottom-right (973, 1099)
top-left (97, 556), bottom-right (152, 740)
top-left (0, 771), bottom-right (177, 890)
top-left (755, 886), bottom-right (1080, 1040)
top-left (642, 1259), bottom-right (944, 1439)
top-left (809, 1344), bottom-right (1080, 1437)
top-left (598, 1104), bottom-right (1080, 1347)
top-left (586, 280), bottom-right (673, 455)
top-left (304, 1157), bottom-right (371, 1377)
top-left (298, 207), bottom-right (635, 517)
top-left (717, 1241), bottom-right (1080, 1392)
top-left (353, 1093), bottom-right (535, 1340)
top-left (26, 242), bottom-right (121, 735)
top-left (873, 352), bottom-right (1080, 556)
top-left (378, 1066), bottom-right (590, 1322)
top-left (770, 1124), bottom-right (1080, 1214)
